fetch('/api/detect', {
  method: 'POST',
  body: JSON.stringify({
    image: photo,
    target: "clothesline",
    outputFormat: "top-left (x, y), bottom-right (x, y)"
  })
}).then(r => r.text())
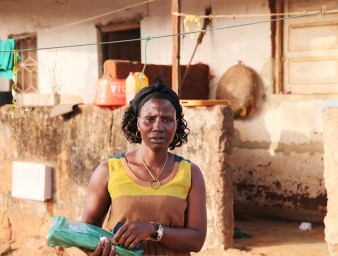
top-left (1, 7), bottom-right (336, 53)
top-left (42, 0), bottom-right (157, 34)
top-left (7, 0), bottom-right (157, 41)
top-left (172, 5), bottom-right (336, 18)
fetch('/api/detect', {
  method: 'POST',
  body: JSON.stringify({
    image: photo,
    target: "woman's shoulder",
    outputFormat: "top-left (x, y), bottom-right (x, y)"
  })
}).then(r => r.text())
top-left (107, 153), bottom-right (127, 173)
top-left (173, 154), bottom-right (203, 176)
top-left (89, 160), bottom-right (110, 185)
top-left (173, 154), bottom-right (200, 169)
top-left (93, 154), bottom-right (124, 177)
top-left (174, 154), bottom-right (202, 177)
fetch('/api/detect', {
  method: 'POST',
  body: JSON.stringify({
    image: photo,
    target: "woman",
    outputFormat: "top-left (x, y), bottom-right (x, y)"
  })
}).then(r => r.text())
top-left (81, 78), bottom-right (207, 255)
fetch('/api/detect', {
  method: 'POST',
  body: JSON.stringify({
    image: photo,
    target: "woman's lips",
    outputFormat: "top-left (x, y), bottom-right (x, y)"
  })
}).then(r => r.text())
top-left (150, 136), bottom-right (166, 142)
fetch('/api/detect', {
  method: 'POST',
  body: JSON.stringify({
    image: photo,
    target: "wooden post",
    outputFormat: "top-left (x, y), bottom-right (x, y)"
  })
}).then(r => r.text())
top-left (172, 0), bottom-right (181, 96)
top-left (275, 0), bottom-right (283, 94)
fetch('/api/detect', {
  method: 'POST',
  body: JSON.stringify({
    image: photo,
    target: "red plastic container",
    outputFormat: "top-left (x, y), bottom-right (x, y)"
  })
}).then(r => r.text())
top-left (94, 77), bottom-right (126, 107)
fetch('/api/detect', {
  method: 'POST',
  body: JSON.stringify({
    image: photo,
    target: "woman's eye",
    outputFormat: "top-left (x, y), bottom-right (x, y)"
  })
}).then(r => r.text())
top-left (164, 118), bottom-right (173, 123)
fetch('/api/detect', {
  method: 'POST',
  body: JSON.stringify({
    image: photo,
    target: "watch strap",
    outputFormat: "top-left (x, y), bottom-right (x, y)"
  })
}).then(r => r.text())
top-left (150, 221), bottom-right (163, 242)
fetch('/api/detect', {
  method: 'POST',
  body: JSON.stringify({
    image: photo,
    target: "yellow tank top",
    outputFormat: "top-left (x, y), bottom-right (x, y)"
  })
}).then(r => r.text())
top-left (107, 153), bottom-right (191, 256)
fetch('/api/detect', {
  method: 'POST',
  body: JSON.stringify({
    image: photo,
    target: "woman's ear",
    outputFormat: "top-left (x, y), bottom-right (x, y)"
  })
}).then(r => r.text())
top-left (137, 117), bottom-right (140, 130)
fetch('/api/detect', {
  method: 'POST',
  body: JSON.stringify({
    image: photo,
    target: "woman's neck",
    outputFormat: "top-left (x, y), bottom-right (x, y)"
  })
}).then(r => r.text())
top-left (138, 146), bottom-right (169, 171)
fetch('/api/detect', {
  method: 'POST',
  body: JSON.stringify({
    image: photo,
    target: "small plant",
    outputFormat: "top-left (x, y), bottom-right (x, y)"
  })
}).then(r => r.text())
top-left (48, 61), bottom-right (63, 95)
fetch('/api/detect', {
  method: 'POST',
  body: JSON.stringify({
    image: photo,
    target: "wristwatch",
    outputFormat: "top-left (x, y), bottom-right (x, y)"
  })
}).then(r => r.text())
top-left (150, 222), bottom-right (163, 242)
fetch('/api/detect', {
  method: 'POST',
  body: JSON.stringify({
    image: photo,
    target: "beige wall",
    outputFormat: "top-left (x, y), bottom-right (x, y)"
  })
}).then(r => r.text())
top-left (0, 104), bottom-right (234, 255)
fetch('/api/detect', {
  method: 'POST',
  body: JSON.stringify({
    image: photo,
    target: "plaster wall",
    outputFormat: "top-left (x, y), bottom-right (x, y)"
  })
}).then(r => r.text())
top-left (0, 0), bottom-right (333, 221)
top-left (233, 94), bottom-right (331, 222)
top-left (0, 105), bottom-right (234, 255)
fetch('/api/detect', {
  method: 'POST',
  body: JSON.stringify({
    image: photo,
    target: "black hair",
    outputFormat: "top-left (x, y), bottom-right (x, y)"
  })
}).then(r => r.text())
top-left (121, 77), bottom-right (189, 150)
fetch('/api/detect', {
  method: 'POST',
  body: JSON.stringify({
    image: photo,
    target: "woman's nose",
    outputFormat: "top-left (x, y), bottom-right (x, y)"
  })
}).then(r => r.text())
top-left (153, 119), bottom-right (164, 131)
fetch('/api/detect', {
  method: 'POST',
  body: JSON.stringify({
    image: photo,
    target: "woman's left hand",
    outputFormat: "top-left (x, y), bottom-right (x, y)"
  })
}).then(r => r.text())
top-left (111, 221), bottom-right (154, 249)
top-left (81, 237), bottom-right (119, 256)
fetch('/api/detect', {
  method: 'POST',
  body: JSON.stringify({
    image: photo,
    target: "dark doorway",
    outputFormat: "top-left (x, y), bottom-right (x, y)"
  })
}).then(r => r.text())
top-left (101, 28), bottom-right (141, 62)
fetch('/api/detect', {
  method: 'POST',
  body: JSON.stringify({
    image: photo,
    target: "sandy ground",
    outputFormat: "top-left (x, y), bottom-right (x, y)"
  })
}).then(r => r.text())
top-left (0, 217), bottom-right (330, 256)
top-left (232, 217), bottom-right (330, 256)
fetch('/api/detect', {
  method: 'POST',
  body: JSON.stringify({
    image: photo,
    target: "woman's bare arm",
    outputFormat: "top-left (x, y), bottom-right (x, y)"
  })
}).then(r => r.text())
top-left (81, 160), bottom-right (111, 227)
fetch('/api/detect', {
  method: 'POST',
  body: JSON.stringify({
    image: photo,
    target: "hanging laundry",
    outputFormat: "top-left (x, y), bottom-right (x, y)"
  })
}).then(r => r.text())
top-left (0, 39), bottom-right (21, 80)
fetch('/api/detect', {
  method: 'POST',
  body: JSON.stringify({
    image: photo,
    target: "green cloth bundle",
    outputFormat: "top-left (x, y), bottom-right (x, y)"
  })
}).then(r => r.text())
top-left (47, 216), bottom-right (143, 256)
top-left (0, 39), bottom-right (21, 79)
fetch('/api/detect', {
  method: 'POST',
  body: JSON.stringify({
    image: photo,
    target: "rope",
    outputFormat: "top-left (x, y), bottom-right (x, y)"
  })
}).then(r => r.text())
top-left (139, 37), bottom-right (151, 90)
top-left (7, 0), bottom-right (156, 41)
top-left (1, 7), bottom-right (336, 53)
top-left (172, 5), bottom-right (335, 18)
top-left (39, 0), bottom-right (156, 33)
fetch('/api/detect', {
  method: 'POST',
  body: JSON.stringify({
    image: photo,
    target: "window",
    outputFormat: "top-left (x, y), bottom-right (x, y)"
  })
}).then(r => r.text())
top-left (98, 22), bottom-right (141, 77)
top-left (9, 33), bottom-right (38, 93)
top-left (275, 0), bottom-right (338, 94)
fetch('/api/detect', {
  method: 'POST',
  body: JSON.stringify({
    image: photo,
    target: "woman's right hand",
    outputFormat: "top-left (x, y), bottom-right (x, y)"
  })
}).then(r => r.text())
top-left (85, 237), bottom-right (118, 256)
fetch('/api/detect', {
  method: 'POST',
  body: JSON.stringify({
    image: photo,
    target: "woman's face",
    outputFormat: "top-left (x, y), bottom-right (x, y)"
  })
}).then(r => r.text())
top-left (137, 98), bottom-right (177, 150)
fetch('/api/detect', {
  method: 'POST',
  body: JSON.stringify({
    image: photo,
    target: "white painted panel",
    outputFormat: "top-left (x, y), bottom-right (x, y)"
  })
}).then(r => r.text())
top-left (288, 58), bottom-right (338, 84)
top-left (12, 161), bottom-right (52, 201)
top-left (289, 22), bottom-right (338, 51)
top-left (285, 57), bottom-right (338, 93)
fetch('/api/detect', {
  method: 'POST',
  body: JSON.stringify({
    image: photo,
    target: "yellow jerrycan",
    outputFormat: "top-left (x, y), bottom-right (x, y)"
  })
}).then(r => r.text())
top-left (126, 72), bottom-right (149, 104)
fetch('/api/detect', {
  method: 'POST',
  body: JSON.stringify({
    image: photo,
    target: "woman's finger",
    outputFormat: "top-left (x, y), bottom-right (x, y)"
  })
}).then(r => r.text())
top-left (122, 235), bottom-right (139, 249)
top-left (128, 238), bottom-right (141, 250)
top-left (109, 244), bottom-right (118, 256)
top-left (90, 240), bottom-right (104, 255)
top-left (116, 228), bottom-right (133, 246)
top-left (101, 237), bottom-right (111, 256)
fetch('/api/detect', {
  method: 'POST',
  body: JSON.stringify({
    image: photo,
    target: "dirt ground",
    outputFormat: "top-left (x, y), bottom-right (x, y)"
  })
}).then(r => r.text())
top-left (0, 217), bottom-right (330, 256)
top-left (231, 216), bottom-right (330, 256)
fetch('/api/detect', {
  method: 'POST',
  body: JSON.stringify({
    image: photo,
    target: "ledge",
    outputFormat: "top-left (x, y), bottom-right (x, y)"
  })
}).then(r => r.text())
top-left (16, 93), bottom-right (83, 106)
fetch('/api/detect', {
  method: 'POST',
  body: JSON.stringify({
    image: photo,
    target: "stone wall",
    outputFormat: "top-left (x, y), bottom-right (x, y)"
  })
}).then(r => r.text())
top-left (0, 104), bottom-right (234, 255)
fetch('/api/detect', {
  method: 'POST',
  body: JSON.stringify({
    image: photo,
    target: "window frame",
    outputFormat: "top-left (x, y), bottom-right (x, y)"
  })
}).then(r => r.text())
top-left (8, 33), bottom-right (38, 93)
top-left (96, 21), bottom-right (141, 78)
